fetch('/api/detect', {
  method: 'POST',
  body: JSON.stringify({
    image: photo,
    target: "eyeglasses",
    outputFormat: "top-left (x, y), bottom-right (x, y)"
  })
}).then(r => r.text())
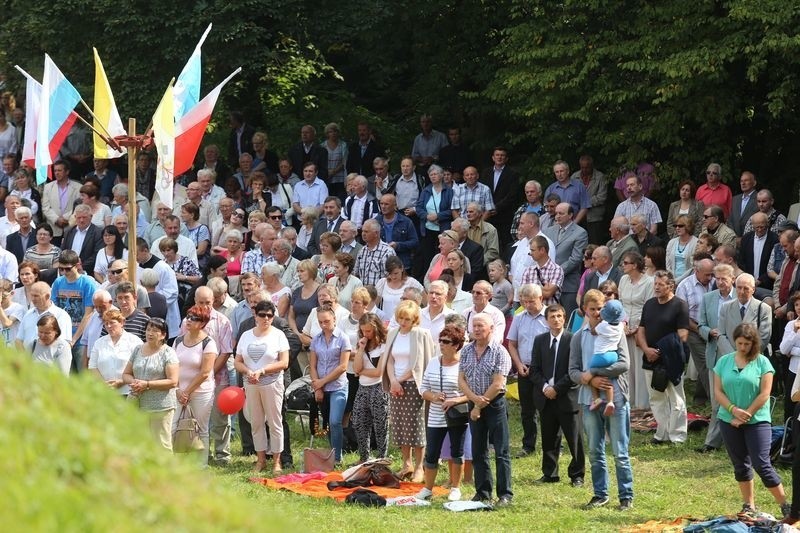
top-left (186, 315), bottom-right (204, 322)
top-left (622, 260), bottom-right (634, 265)
top-left (256, 312), bottom-right (275, 319)
top-left (706, 171), bottom-right (719, 176)
top-left (703, 214), bottom-right (715, 219)
top-left (269, 215), bottom-right (283, 220)
top-left (58, 265), bottom-right (75, 272)
top-left (603, 292), bottom-right (616, 297)
top-left (109, 268), bottom-right (124, 275)
top-left (439, 338), bottom-right (455, 345)
top-left (672, 224), bottom-right (685, 228)
top-left (471, 290), bottom-right (488, 295)
top-left (232, 212), bottom-right (245, 218)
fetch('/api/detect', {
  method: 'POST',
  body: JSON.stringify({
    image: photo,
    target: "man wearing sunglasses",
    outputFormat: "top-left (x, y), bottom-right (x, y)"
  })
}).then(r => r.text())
top-left (51, 250), bottom-right (99, 372)
top-left (700, 205), bottom-right (737, 250)
top-left (696, 163), bottom-right (732, 219)
top-left (104, 259), bottom-right (151, 312)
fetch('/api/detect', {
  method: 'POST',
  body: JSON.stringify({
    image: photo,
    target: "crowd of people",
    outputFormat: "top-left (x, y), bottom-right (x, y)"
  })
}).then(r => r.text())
top-left (6, 106), bottom-right (800, 520)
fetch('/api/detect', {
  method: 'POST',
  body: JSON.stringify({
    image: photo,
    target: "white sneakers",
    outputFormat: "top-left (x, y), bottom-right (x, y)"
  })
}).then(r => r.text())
top-left (415, 487), bottom-right (433, 500)
top-left (415, 486), bottom-right (462, 501)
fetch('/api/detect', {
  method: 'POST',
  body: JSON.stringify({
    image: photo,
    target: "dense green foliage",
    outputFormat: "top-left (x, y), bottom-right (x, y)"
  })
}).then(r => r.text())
top-left (0, 351), bottom-right (284, 530)
top-left (2, 0), bottom-right (800, 199)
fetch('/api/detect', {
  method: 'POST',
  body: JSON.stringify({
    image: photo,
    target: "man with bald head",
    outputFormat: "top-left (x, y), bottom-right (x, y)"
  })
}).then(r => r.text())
top-left (180, 285), bottom-right (234, 464)
top-left (717, 273), bottom-right (772, 357)
top-left (728, 171), bottom-right (759, 238)
top-left (16, 281), bottom-right (73, 352)
top-left (743, 189), bottom-right (787, 235)
top-left (676, 258), bottom-right (716, 403)
top-left (451, 166), bottom-right (495, 221)
top-left (607, 217), bottom-right (638, 268)
top-left (585, 246), bottom-right (622, 292)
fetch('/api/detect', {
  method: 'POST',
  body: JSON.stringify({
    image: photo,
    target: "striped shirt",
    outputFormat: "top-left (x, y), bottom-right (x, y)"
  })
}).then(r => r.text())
top-left (421, 357), bottom-right (464, 428)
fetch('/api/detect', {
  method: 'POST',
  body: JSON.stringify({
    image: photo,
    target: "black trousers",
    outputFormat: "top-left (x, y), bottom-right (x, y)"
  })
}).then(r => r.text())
top-left (517, 377), bottom-right (539, 452)
top-left (539, 401), bottom-right (585, 481)
top-left (237, 372), bottom-right (293, 466)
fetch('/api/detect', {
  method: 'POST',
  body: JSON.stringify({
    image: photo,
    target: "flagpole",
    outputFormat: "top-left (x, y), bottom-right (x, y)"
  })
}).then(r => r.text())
top-left (127, 117), bottom-right (138, 282)
top-left (71, 111), bottom-right (122, 151)
top-left (78, 98), bottom-right (122, 151)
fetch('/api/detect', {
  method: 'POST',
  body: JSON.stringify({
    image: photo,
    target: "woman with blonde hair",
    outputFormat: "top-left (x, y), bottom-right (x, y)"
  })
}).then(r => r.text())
top-left (381, 300), bottom-right (435, 482)
top-left (321, 122), bottom-right (348, 199)
top-left (666, 214), bottom-right (697, 279)
top-left (296, 207), bottom-right (319, 252)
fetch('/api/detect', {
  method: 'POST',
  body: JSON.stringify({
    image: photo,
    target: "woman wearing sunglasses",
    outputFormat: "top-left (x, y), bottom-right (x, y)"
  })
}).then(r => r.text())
top-left (172, 305), bottom-right (217, 466)
top-left (665, 214), bottom-right (697, 280)
top-left (234, 300), bottom-right (289, 473)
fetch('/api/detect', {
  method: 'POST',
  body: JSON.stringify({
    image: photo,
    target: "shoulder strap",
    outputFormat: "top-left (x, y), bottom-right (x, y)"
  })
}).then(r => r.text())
top-left (202, 336), bottom-right (212, 350)
top-left (175, 334), bottom-right (185, 346)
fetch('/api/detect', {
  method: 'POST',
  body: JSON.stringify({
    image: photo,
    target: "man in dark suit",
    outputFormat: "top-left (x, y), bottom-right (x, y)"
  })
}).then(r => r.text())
top-left (277, 226), bottom-right (311, 261)
top-left (5, 205), bottom-right (35, 264)
top-left (227, 111), bottom-right (256, 167)
top-left (346, 121), bottom-right (384, 176)
top-left (480, 147), bottom-right (520, 249)
top-left (287, 125), bottom-right (328, 184)
top-left (451, 217), bottom-right (486, 280)
top-left (727, 171), bottom-right (758, 238)
top-left (585, 246), bottom-right (623, 292)
top-left (530, 304), bottom-right (584, 486)
top-left (306, 196), bottom-right (345, 256)
top-left (740, 212), bottom-right (780, 293)
top-left (61, 204), bottom-right (103, 275)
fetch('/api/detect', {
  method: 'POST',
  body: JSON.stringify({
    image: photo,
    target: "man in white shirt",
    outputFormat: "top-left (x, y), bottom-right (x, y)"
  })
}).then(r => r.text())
top-left (675, 258), bottom-right (715, 404)
top-left (419, 280), bottom-right (456, 349)
top-left (177, 181), bottom-right (216, 229)
top-left (151, 215), bottom-right (199, 266)
top-left (462, 280), bottom-right (506, 344)
top-left (197, 168), bottom-right (227, 213)
top-left (343, 175), bottom-right (378, 230)
top-left (16, 281), bottom-right (73, 351)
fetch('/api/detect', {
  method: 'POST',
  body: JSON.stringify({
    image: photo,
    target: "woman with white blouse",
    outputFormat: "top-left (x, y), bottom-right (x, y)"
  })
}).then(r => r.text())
top-left (89, 309), bottom-right (143, 396)
top-left (172, 305), bottom-right (217, 465)
top-left (235, 300), bottom-right (290, 473)
top-left (617, 251), bottom-right (654, 409)
top-left (779, 292), bottom-right (800, 420)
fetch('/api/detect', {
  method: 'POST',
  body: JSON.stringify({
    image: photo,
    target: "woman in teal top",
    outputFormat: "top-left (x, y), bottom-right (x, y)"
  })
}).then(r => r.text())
top-left (713, 322), bottom-right (789, 519)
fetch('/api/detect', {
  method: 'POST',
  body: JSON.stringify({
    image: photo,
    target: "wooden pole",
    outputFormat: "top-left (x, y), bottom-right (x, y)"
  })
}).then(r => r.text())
top-left (127, 117), bottom-right (138, 283)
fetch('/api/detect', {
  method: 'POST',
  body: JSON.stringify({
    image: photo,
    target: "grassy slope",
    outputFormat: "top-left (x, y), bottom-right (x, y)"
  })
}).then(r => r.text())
top-left (0, 351), bottom-right (286, 531)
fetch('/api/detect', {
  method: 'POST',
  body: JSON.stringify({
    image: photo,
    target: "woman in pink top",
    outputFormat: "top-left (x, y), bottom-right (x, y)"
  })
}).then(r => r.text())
top-left (172, 305), bottom-right (217, 465)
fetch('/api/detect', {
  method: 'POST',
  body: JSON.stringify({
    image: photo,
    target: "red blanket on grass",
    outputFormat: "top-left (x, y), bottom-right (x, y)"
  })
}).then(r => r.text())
top-left (251, 472), bottom-right (449, 501)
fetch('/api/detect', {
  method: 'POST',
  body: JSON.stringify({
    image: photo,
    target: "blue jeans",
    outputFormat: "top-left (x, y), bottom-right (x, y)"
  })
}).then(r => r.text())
top-left (582, 401), bottom-right (634, 502)
top-left (325, 389), bottom-right (348, 462)
top-left (470, 396), bottom-right (512, 500)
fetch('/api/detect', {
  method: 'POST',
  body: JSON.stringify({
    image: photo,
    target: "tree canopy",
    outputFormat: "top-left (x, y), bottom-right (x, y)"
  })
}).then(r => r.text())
top-left (2, 0), bottom-right (800, 202)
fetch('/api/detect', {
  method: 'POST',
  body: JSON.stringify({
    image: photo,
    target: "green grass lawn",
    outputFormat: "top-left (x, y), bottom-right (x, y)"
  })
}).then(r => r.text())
top-left (3, 349), bottom-right (791, 533)
top-left (214, 380), bottom-right (795, 532)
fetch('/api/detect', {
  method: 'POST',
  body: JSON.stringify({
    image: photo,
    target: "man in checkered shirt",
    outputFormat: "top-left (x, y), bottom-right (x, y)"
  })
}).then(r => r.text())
top-left (458, 313), bottom-right (513, 506)
top-left (520, 235), bottom-right (564, 305)
top-left (451, 166), bottom-right (495, 220)
top-left (354, 218), bottom-right (395, 286)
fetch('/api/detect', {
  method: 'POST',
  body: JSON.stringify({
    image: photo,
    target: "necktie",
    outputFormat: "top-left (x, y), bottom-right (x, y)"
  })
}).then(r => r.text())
top-left (327, 219), bottom-right (334, 232)
top-left (740, 305), bottom-right (746, 319)
top-left (550, 337), bottom-right (558, 381)
top-left (558, 227), bottom-right (565, 243)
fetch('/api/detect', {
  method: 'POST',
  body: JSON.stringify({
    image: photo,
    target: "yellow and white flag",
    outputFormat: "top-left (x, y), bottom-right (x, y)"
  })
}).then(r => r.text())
top-left (152, 82), bottom-right (175, 208)
top-left (92, 48), bottom-right (125, 159)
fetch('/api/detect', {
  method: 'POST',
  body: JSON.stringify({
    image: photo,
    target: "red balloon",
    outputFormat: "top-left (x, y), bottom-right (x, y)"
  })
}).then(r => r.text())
top-left (217, 386), bottom-right (246, 415)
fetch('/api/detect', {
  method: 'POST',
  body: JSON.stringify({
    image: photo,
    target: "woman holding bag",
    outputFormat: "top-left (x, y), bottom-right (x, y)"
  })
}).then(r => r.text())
top-left (381, 300), bottom-right (435, 483)
top-left (416, 324), bottom-right (469, 502)
top-left (173, 305), bottom-right (217, 465)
